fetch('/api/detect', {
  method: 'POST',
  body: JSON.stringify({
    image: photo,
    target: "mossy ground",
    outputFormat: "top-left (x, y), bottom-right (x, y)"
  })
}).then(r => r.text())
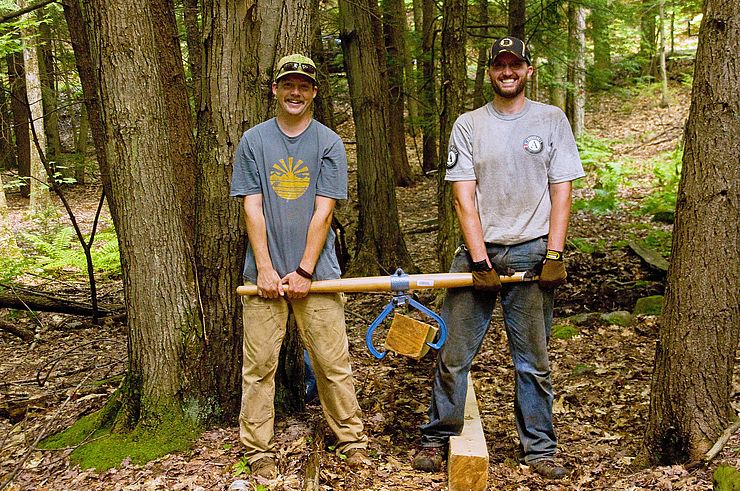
top-left (39, 405), bottom-right (200, 471)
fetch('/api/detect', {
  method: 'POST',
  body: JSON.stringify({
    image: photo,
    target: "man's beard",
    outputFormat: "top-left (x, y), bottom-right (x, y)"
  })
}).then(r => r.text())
top-left (492, 77), bottom-right (527, 98)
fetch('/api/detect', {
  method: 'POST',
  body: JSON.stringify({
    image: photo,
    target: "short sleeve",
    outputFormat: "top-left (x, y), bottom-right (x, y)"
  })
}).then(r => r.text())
top-left (548, 113), bottom-right (586, 184)
top-left (230, 132), bottom-right (263, 197)
top-left (316, 134), bottom-right (348, 200)
top-left (445, 114), bottom-right (477, 182)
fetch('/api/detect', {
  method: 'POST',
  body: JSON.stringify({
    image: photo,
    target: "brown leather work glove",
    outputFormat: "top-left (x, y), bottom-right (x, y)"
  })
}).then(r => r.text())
top-left (538, 250), bottom-right (567, 288)
top-left (471, 259), bottom-right (501, 292)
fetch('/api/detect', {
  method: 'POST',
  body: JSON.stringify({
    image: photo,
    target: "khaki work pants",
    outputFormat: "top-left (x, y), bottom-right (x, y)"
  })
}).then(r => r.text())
top-left (239, 289), bottom-right (367, 464)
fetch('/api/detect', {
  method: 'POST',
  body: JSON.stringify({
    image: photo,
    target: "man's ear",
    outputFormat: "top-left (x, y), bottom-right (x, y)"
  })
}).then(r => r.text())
top-left (272, 82), bottom-right (278, 95)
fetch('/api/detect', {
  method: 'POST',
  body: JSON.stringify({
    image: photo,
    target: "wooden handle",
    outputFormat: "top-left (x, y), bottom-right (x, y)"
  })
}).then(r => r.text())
top-left (236, 271), bottom-right (533, 296)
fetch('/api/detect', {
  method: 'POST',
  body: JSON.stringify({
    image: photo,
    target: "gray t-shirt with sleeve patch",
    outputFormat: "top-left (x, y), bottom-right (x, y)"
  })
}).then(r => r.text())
top-left (445, 99), bottom-right (585, 245)
top-left (230, 118), bottom-right (348, 282)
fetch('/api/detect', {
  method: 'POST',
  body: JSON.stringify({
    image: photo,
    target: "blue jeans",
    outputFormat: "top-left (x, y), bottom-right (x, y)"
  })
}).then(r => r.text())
top-left (420, 237), bottom-right (557, 464)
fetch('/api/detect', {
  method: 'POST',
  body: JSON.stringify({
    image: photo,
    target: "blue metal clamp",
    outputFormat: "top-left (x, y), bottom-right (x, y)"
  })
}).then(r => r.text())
top-left (365, 269), bottom-right (448, 359)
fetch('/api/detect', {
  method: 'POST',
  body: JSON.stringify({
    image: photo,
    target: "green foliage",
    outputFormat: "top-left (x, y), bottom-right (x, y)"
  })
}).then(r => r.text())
top-left (639, 146), bottom-right (682, 216)
top-left (643, 229), bottom-right (673, 257)
top-left (19, 225), bottom-right (121, 279)
top-left (573, 133), bottom-right (633, 215)
top-left (633, 295), bottom-right (664, 316)
top-left (232, 456), bottom-right (250, 477)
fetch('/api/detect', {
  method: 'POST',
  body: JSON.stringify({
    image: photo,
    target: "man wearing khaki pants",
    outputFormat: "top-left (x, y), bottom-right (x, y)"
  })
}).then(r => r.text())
top-left (230, 54), bottom-right (368, 479)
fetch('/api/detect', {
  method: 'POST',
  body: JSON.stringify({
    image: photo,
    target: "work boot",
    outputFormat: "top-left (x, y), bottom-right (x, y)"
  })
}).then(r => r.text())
top-left (412, 446), bottom-right (446, 472)
top-left (250, 456), bottom-right (277, 479)
top-left (530, 459), bottom-right (568, 480)
top-left (345, 448), bottom-right (371, 468)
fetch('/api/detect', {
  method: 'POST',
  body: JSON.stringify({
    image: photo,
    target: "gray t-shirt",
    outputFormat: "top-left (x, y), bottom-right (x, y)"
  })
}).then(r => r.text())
top-left (230, 118), bottom-right (348, 282)
top-left (445, 99), bottom-right (585, 245)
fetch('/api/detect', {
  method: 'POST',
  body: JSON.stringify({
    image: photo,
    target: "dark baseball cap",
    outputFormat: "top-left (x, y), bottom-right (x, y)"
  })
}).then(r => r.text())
top-left (488, 36), bottom-right (532, 65)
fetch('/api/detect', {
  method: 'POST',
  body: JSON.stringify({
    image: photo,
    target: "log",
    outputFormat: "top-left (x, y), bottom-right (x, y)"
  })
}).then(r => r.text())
top-left (448, 374), bottom-right (488, 491)
top-left (628, 240), bottom-right (670, 273)
top-left (236, 272), bottom-right (532, 296)
top-left (0, 319), bottom-right (35, 342)
top-left (0, 288), bottom-right (121, 316)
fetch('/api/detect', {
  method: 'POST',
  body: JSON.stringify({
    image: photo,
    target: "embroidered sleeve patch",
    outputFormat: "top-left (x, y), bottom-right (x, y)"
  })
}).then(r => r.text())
top-left (446, 145), bottom-right (459, 169)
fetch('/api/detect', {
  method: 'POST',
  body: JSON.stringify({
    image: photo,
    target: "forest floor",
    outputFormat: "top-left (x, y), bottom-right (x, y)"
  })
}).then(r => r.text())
top-left (1, 81), bottom-right (739, 490)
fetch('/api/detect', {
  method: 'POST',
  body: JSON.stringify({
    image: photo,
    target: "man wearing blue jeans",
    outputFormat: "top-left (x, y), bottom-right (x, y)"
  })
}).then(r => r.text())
top-left (412, 36), bottom-right (585, 480)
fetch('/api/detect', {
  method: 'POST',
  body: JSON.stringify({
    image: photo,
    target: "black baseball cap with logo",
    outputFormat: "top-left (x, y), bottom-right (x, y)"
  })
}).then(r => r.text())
top-left (488, 36), bottom-right (532, 66)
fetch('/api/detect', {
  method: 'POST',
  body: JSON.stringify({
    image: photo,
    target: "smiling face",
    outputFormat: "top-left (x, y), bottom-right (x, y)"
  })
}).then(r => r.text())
top-left (487, 51), bottom-right (533, 100)
top-left (272, 74), bottom-right (317, 119)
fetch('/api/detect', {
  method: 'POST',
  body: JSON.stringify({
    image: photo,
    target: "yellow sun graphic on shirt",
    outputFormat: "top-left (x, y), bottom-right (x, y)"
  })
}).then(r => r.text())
top-left (270, 157), bottom-right (310, 200)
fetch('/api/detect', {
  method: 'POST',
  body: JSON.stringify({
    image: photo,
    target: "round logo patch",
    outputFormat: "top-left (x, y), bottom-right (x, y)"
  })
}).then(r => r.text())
top-left (523, 135), bottom-right (544, 154)
top-left (446, 145), bottom-right (459, 169)
top-left (270, 157), bottom-right (310, 200)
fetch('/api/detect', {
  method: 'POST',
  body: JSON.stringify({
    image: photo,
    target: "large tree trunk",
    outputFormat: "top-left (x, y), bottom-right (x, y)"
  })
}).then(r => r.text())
top-left (82, 0), bottom-right (200, 427)
top-left (7, 52), bottom-right (30, 198)
top-left (339, 0), bottom-right (415, 276)
top-left (436, 0), bottom-right (466, 273)
top-left (0, 69), bottom-right (16, 169)
top-left (381, 0), bottom-right (414, 186)
top-left (419, 0), bottom-right (437, 175)
top-left (640, 0), bottom-right (739, 465)
top-left (195, 0), bottom-right (313, 419)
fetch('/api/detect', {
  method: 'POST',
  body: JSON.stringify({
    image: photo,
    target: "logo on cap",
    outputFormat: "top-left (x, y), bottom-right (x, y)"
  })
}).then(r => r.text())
top-left (500, 38), bottom-right (514, 47)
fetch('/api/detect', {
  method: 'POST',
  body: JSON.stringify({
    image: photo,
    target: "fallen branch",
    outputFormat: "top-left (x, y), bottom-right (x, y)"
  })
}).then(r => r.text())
top-left (304, 422), bottom-right (325, 491)
top-left (0, 319), bottom-right (35, 342)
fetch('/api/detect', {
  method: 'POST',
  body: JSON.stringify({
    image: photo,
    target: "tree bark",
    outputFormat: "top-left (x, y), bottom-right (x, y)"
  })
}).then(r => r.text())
top-left (507, 0), bottom-right (525, 40)
top-left (0, 67), bottom-right (16, 169)
top-left (182, 0), bottom-right (202, 111)
top-left (339, 0), bottom-right (415, 276)
top-left (640, 0), bottom-right (739, 465)
top-left (36, 10), bottom-right (62, 161)
top-left (437, 0), bottom-right (467, 273)
top-left (195, 0), bottom-right (313, 419)
top-left (419, 0), bottom-right (437, 175)
top-left (82, 0), bottom-right (200, 426)
top-left (381, 0), bottom-right (414, 186)
top-left (472, 0), bottom-right (489, 108)
top-left (7, 52), bottom-right (30, 198)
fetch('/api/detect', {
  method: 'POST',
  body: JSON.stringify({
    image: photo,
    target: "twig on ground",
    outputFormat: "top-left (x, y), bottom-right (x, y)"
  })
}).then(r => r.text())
top-left (685, 419), bottom-right (740, 470)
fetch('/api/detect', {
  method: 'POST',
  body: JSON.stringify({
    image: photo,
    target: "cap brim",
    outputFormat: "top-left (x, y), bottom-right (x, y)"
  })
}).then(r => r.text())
top-left (275, 71), bottom-right (317, 84)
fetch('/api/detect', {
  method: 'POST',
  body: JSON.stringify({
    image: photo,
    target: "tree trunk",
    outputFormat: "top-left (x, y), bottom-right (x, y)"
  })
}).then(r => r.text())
top-left (150, 0), bottom-right (197, 241)
top-left (658, 0), bottom-right (669, 107)
top-left (508, 0), bottom-right (525, 40)
top-left (19, 0), bottom-right (52, 212)
top-left (472, 0), bottom-right (489, 108)
top-left (382, 0), bottom-right (414, 186)
top-left (419, 0), bottom-right (437, 175)
top-left (0, 71), bottom-right (15, 169)
top-left (82, 0), bottom-right (200, 427)
top-left (311, 1), bottom-right (336, 130)
top-left (339, 0), bottom-right (415, 276)
top-left (436, 0), bottom-right (466, 273)
top-left (566, 1), bottom-right (585, 139)
top-left (639, 0), bottom-right (657, 75)
top-left (75, 103), bottom-right (89, 184)
top-left (7, 52), bottom-right (30, 198)
top-left (640, 0), bottom-right (739, 465)
top-left (36, 10), bottom-right (62, 162)
top-left (195, 0), bottom-right (313, 419)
